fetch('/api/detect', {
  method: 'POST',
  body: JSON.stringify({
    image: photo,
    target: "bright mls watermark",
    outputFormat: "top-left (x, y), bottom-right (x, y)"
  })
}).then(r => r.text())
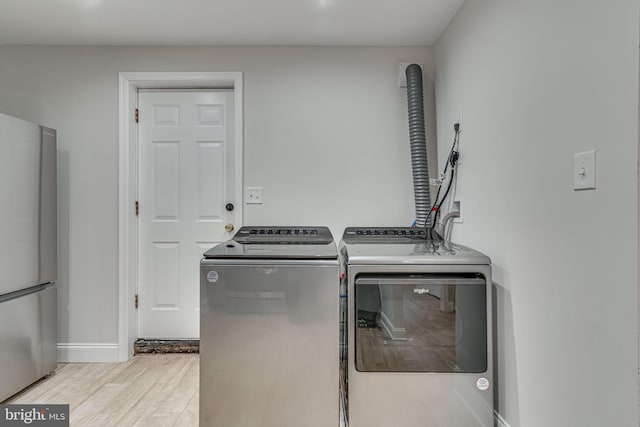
top-left (0, 405), bottom-right (69, 426)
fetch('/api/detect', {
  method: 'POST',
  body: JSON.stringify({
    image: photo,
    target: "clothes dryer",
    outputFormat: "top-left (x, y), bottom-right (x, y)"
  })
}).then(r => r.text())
top-left (340, 227), bottom-right (493, 427)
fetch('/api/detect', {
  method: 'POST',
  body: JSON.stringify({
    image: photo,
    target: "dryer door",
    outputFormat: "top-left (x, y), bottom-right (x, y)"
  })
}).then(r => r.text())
top-left (354, 273), bottom-right (487, 373)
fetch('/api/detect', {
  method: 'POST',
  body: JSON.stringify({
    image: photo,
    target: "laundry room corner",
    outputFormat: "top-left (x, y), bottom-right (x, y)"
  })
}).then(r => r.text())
top-left (434, 1), bottom-right (639, 425)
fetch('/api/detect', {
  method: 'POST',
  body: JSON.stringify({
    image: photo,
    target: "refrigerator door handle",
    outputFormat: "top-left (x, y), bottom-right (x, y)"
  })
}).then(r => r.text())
top-left (0, 282), bottom-right (51, 304)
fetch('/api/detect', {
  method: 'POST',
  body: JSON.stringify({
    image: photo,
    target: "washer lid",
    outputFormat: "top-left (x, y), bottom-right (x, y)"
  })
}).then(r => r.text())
top-left (203, 226), bottom-right (338, 259)
top-left (203, 241), bottom-right (338, 259)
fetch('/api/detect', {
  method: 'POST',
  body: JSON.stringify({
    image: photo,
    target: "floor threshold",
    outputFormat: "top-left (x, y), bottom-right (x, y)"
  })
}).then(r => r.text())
top-left (134, 339), bottom-right (199, 354)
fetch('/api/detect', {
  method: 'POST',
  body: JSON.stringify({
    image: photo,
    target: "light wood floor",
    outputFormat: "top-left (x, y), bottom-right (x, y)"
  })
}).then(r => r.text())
top-left (7, 353), bottom-right (199, 426)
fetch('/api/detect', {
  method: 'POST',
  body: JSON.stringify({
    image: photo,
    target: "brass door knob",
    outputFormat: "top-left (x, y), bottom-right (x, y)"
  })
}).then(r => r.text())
top-left (225, 223), bottom-right (234, 233)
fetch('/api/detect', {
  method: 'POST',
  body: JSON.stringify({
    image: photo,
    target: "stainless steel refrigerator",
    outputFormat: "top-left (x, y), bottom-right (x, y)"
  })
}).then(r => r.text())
top-left (0, 112), bottom-right (57, 402)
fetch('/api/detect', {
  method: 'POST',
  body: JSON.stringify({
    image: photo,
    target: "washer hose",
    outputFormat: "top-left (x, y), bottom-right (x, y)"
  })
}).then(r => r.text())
top-left (406, 64), bottom-right (432, 228)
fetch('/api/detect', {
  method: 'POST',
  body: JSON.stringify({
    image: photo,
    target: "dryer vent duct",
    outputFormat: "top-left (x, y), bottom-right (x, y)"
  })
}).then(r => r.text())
top-left (405, 63), bottom-right (432, 228)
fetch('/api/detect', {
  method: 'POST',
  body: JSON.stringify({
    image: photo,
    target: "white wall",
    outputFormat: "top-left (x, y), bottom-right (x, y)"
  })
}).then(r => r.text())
top-left (435, 1), bottom-right (638, 426)
top-left (0, 46), bottom-right (436, 350)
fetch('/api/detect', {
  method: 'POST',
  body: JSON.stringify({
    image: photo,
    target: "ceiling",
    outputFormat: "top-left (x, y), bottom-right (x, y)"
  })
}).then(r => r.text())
top-left (0, 0), bottom-right (464, 46)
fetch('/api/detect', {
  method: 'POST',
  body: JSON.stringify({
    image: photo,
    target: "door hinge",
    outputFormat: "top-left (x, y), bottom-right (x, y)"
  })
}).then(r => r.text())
top-left (135, 294), bottom-right (139, 309)
top-left (135, 108), bottom-right (139, 123)
top-left (135, 200), bottom-right (139, 217)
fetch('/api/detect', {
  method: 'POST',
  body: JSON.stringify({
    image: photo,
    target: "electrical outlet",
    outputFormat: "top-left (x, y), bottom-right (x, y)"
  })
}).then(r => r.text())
top-left (452, 198), bottom-right (463, 223)
top-left (398, 62), bottom-right (424, 87)
top-left (245, 187), bottom-right (263, 204)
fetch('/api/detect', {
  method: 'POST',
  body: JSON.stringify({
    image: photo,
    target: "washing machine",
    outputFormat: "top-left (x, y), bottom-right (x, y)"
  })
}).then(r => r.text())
top-left (200, 226), bottom-right (339, 427)
top-left (340, 227), bottom-right (493, 427)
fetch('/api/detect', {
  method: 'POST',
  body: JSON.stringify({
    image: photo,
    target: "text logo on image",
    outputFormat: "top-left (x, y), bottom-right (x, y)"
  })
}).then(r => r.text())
top-left (0, 405), bottom-right (69, 426)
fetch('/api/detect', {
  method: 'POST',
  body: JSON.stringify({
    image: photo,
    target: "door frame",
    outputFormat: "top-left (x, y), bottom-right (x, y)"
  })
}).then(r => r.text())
top-left (118, 72), bottom-right (243, 361)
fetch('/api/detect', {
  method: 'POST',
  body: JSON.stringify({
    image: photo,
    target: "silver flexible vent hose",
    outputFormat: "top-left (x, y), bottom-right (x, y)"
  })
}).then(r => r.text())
top-left (405, 63), bottom-right (432, 228)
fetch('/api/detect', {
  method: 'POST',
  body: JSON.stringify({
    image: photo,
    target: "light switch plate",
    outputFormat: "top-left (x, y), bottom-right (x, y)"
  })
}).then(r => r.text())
top-left (246, 187), bottom-right (263, 204)
top-left (573, 150), bottom-right (596, 190)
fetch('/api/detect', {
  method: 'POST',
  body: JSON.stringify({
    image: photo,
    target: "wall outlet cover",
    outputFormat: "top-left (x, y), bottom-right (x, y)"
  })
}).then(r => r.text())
top-left (245, 187), bottom-right (263, 204)
top-left (452, 198), bottom-right (463, 223)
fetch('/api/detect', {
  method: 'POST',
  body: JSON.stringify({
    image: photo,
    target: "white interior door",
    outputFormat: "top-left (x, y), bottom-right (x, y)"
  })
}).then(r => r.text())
top-left (138, 89), bottom-right (236, 339)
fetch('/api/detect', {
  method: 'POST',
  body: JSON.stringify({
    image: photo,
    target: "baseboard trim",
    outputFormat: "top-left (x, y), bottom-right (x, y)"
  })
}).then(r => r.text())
top-left (57, 343), bottom-right (120, 363)
top-left (379, 310), bottom-right (407, 340)
top-left (495, 411), bottom-right (511, 427)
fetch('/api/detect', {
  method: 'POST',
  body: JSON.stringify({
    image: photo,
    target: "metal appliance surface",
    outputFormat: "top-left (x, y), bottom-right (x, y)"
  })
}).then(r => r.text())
top-left (341, 226), bottom-right (440, 243)
top-left (203, 226), bottom-right (337, 260)
top-left (341, 227), bottom-right (493, 427)
top-left (200, 226), bottom-right (339, 426)
top-left (0, 113), bottom-right (57, 402)
top-left (231, 225), bottom-right (334, 244)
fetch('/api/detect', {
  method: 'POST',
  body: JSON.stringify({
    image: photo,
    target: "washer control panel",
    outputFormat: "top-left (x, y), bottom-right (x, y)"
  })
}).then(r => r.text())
top-left (233, 226), bottom-right (334, 244)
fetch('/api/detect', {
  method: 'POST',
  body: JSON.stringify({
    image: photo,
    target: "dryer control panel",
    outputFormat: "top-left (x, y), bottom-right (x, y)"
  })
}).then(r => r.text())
top-left (342, 227), bottom-right (441, 244)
